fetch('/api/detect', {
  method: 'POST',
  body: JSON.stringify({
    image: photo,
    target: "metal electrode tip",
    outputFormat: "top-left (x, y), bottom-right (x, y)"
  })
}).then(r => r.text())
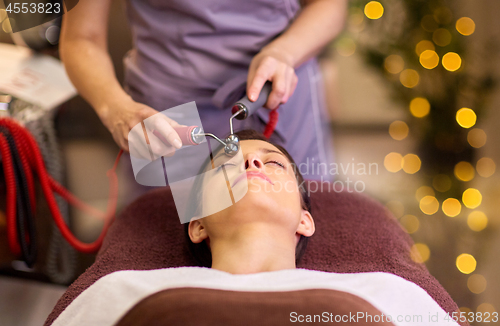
top-left (224, 134), bottom-right (240, 156)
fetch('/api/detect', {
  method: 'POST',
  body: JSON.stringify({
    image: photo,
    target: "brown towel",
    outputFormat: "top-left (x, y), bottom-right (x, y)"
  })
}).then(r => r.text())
top-left (45, 182), bottom-right (466, 325)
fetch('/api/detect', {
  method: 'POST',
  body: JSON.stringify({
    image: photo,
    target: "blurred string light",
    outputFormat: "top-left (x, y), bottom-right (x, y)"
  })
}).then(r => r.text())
top-left (2, 17), bottom-right (14, 33)
top-left (389, 121), bottom-right (409, 140)
top-left (476, 157), bottom-right (496, 177)
top-left (336, 37), bottom-right (356, 57)
top-left (384, 55), bottom-right (404, 74)
top-left (467, 211), bottom-right (488, 231)
top-left (462, 188), bottom-right (482, 209)
top-left (364, 1), bottom-right (384, 20)
top-left (419, 195), bottom-right (439, 215)
top-left (467, 274), bottom-right (487, 294)
top-left (477, 303), bottom-right (496, 315)
top-left (456, 253), bottom-right (476, 274)
top-left (400, 214), bottom-right (420, 234)
top-left (433, 28), bottom-right (452, 47)
top-left (456, 17), bottom-right (475, 36)
top-left (419, 50), bottom-right (439, 69)
top-left (442, 52), bottom-right (462, 71)
top-left (0, 9), bottom-right (7, 23)
top-left (409, 97), bottom-right (430, 118)
top-left (415, 40), bottom-right (435, 56)
top-left (384, 152), bottom-right (403, 172)
top-left (421, 15), bottom-right (438, 32)
top-left (402, 154), bottom-right (421, 174)
top-left (400, 69), bottom-right (419, 88)
top-left (456, 108), bottom-right (476, 128)
top-left (411, 243), bottom-right (430, 263)
top-left (385, 200), bottom-right (405, 218)
top-left (416, 186), bottom-right (435, 201)
top-left (454, 161), bottom-right (475, 182)
top-left (442, 198), bottom-right (461, 217)
top-left (434, 7), bottom-right (453, 25)
top-left (467, 128), bottom-right (487, 148)
top-left (433, 174), bottom-right (452, 192)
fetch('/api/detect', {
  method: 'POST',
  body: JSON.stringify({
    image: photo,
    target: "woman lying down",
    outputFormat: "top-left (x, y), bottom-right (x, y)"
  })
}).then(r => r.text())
top-left (51, 130), bottom-right (462, 326)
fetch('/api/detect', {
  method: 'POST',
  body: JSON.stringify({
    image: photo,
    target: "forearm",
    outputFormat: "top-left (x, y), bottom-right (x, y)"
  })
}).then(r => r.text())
top-left (264, 0), bottom-right (348, 68)
top-left (59, 39), bottom-right (131, 119)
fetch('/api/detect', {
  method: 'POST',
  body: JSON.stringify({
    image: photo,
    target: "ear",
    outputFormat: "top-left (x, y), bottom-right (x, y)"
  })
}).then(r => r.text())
top-left (188, 219), bottom-right (209, 244)
top-left (296, 210), bottom-right (315, 237)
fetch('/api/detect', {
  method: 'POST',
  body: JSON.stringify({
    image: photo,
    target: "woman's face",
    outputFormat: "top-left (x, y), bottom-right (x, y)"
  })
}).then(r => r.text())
top-left (190, 139), bottom-right (314, 243)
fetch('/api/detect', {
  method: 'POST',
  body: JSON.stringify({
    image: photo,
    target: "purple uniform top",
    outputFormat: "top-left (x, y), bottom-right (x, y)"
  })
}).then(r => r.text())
top-left (123, 0), bottom-right (334, 181)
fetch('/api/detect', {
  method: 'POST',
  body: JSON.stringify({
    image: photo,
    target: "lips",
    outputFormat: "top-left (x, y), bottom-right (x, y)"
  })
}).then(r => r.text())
top-left (232, 171), bottom-right (273, 187)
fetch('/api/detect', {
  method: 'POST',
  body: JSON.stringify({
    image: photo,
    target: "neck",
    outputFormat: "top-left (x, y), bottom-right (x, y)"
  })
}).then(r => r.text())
top-left (210, 225), bottom-right (297, 274)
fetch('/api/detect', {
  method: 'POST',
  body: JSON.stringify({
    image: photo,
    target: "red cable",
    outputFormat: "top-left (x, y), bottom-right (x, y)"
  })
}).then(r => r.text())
top-left (0, 118), bottom-right (121, 254)
top-left (263, 109), bottom-right (279, 139)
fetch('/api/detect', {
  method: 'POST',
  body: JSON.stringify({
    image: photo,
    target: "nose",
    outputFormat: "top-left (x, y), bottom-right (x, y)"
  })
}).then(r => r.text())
top-left (245, 153), bottom-right (263, 170)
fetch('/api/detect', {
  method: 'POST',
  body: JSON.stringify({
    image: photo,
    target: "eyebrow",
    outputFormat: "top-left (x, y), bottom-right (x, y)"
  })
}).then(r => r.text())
top-left (212, 147), bottom-right (287, 162)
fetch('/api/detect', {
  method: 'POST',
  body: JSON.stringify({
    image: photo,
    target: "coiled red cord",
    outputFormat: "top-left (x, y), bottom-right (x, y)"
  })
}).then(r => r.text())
top-left (263, 109), bottom-right (279, 139)
top-left (0, 118), bottom-right (121, 255)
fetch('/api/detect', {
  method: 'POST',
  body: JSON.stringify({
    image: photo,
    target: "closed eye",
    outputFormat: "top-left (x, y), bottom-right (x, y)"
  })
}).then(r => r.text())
top-left (266, 160), bottom-right (285, 168)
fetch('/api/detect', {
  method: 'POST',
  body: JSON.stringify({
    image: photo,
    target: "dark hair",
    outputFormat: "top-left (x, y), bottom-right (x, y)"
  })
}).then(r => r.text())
top-left (184, 129), bottom-right (311, 267)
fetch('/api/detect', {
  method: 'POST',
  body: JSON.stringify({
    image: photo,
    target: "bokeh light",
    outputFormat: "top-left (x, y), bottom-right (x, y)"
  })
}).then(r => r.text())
top-left (0, 9), bottom-right (7, 23)
top-left (467, 274), bottom-right (487, 294)
top-left (415, 40), bottom-right (435, 56)
top-left (2, 17), bottom-right (14, 33)
top-left (467, 211), bottom-right (488, 232)
top-left (385, 200), bottom-right (405, 218)
top-left (433, 174), bottom-right (452, 192)
top-left (421, 15), bottom-right (438, 32)
top-left (477, 303), bottom-right (496, 315)
top-left (442, 52), bottom-right (462, 71)
top-left (384, 152), bottom-right (403, 172)
top-left (409, 97), bottom-right (430, 118)
top-left (400, 69), bottom-right (419, 88)
top-left (411, 243), bottom-right (430, 263)
top-left (364, 1), bottom-right (384, 20)
top-left (467, 128), bottom-right (487, 148)
top-left (442, 198), bottom-right (461, 217)
top-left (336, 38), bottom-right (356, 57)
top-left (389, 121), bottom-right (409, 140)
top-left (419, 50), bottom-right (439, 69)
top-left (433, 28), bottom-right (452, 47)
top-left (402, 154), bottom-right (421, 174)
top-left (400, 214), bottom-right (420, 234)
top-left (454, 161), bottom-right (475, 182)
top-left (384, 55), bottom-right (405, 74)
top-left (456, 253), bottom-right (476, 274)
top-left (434, 7), bottom-right (453, 25)
top-left (456, 17), bottom-right (475, 36)
top-left (476, 157), bottom-right (496, 177)
top-left (456, 108), bottom-right (476, 128)
top-left (462, 188), bottom-right (482, 209)
top-left (420, 196), bottom-right (439, 215)
top-left (416, 186), bottom-right (435, 201)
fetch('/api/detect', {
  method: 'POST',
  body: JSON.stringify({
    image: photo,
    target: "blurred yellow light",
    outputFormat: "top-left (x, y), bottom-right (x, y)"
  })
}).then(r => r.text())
top-left (2, 17), bottom-right (14, 33)
top-left (0, 9), bottom-right (8, 23)
top-left (384, 152), bottom-right (403, 173)
top-left (336, 38), bottom-right (356, 57)
top-left (459, 307), bottom-right (472, 314)
top-left (456, 108), bottom-right (476, 128)
top-left (467, 128), bottom-right (487, 148)
top-left (384, 55), bottom-right (404, 74)
top-left (456, 17), bottom-right (475, 36)
top-left (442, 198), bottom-right (461, 217)
top-left (402, 154), bottom-right (421, 174)
top-left (420, 196), bottom-right (439, 215)
top-left (442, 52), bottom-right (462, 71)
top-left (477, 303), bottom-right (496, 314)
top-left (364, 1), bottom-right (384, 20)
top-left (433, 174), bottom-right (452, 192)
top-left (456, 253), bottom-right (476, 274)
top-left (476, 157), bottom-right (496, 178)
top-left (419, 50), bottom-right (439, 69)
top-left (389, 121), bottom-right (409, 140)
top-left (385, 200), bottom-right (405, 218)
top-left (421, 15), bottom-right (438, 32)
top-left (467, 211), bottom-right (488, 231)
top-left (400, 214), bottom-right (419, 234)
top-left (434, 7), bottom-right (453, 25)
top-left (454, 161), bottom-right (475, 181)
top-left (433, 28), bottom-right (452, 47)
top-left (349, 8), bottom-right (365, 26)
top-left (462, 188), bottom-right (482, 209)
top-left (409, 97), bottom-right (430, 118)
top-left (400, 69), bottom-right (419, 88)
top-left (415, 40), bottom-right (435, 56)
top-left (416, 186), bottom-right (435, 201)
top-left (411, 243), bottom-right (430, 263)
top-left (467, 274), bottom-right (487, 294)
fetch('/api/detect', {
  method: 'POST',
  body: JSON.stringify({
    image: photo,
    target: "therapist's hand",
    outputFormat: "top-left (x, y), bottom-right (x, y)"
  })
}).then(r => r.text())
top-left (99, 96), bottom-right (183, 156)
top-left (247, 47), bottom-right (298, 110)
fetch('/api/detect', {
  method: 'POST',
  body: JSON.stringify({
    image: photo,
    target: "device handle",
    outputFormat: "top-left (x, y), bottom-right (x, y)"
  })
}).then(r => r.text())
top-left (231, 81), bottom-right (273, 120)
top-left (153, 126), bottom-right (199, 147)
